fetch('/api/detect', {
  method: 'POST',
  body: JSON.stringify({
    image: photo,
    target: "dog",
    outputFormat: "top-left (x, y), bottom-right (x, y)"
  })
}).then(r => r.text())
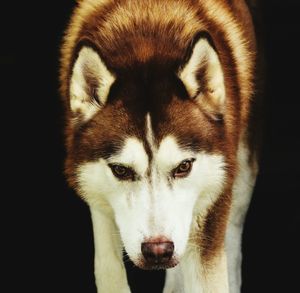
top-left (59, 0), bottom-right (260, 292)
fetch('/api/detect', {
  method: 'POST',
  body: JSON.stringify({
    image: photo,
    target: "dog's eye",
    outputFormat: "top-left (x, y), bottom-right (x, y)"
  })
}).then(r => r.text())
top-left (173, 159), bottom-right (195, 178)
top-left (109, 164), bottom-right (135, 181)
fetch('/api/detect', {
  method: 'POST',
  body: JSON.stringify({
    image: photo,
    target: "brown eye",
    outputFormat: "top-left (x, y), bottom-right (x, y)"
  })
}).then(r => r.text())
top-left (173, 159), bottom-right (195, 178)
top-left (109, 164), bottom-right (135, 181)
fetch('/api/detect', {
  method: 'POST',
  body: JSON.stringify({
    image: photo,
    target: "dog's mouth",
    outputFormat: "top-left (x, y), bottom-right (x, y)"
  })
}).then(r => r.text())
top-left (136, 256), bottom-right (179, 270)
top-left (123, 250), bottom-right (179, 270)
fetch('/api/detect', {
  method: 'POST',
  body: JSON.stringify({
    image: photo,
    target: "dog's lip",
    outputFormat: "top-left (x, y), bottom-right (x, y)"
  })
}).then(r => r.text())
top-left (135, 257), bottom-right (179, 270)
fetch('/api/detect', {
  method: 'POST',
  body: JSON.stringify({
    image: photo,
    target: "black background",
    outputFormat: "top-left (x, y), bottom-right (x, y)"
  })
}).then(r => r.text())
top-left (2, 1), bottom-right (300, 292)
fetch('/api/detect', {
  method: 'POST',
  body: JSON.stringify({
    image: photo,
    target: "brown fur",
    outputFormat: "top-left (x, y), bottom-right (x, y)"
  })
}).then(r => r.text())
top-left (60, 0), bottom-right (257, 265)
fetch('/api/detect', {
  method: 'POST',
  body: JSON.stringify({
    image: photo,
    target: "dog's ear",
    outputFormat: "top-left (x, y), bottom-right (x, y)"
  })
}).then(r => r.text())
top-left (178, 37), bottom-right (225, 121)
top-left (69, 46), bottom-right (115, 120)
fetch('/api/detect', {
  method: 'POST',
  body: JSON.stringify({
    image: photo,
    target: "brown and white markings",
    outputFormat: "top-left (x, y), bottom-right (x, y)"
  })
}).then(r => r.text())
top-left (60, 0), bottom-right (260, 292)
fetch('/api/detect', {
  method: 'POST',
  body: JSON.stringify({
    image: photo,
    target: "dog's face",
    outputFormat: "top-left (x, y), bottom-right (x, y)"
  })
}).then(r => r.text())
top-left (67, 37), bottom-right (227, 269)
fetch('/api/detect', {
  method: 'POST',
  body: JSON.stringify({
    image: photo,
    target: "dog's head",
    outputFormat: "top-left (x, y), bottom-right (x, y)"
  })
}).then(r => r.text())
top-left (65, 35), bottom-right (228, 269)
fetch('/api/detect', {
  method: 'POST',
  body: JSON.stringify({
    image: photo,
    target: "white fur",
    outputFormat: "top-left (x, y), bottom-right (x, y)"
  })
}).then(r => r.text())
top-left (225, 142), bottom-right (258, 293)
top-left (164, 247), bottom-right (229, 293)
top-left (70, 46), bottom-right (115, 120)
top-left (77, 135), bottom-right (226, 268)
top-left (145, 113), bottom-right (156, 153)
top-left (90, 207), bottom-right (131, 293)
top-left (178, 38), bottom-right (225, 109)
top-left (108, 138), bottom-right (149, 175)
top-left (164, 265), bottom-right (184, 293)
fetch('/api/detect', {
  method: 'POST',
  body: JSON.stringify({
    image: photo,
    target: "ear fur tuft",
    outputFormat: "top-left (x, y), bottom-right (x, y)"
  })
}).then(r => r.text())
top-left (70, 46), bottom-right (115, 121)
top-left (178, 37), bottom-right (225, 121)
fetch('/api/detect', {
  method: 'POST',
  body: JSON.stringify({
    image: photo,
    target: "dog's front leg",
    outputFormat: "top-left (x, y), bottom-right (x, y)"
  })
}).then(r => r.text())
top-left (164, 247), bottom-right (229, 293)
top-left (225, 143), bottom-right (258, 293)
top-left (180, 248), bottom-right (229, 293)
top-left (163, 265), bottom-right (184, 293)
top-left (90, 207), bottom-right (131, 293)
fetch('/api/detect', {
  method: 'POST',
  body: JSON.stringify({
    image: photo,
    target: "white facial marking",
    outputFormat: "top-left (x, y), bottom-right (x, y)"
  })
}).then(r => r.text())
top-left (70, 46), bottom-right (115, 121)
top-left (77, 134), bottom-right (226, 266)
top-left (108, 137), bottom-right (149, 175)
top-left (156, 136), bottom-right (194, 172)
top-left (145, 113), bottom-right (156, 153)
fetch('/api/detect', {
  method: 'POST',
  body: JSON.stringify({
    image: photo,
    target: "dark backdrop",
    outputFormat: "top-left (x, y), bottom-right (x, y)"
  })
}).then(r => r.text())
top-left (2, 1), bottom-right (299, 292)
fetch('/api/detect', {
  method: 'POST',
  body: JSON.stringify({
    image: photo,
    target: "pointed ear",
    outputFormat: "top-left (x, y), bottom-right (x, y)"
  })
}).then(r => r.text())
top-left (178, 38), bottom-right (225, 121)
top-left (70, 46), bottom-right (115, 120)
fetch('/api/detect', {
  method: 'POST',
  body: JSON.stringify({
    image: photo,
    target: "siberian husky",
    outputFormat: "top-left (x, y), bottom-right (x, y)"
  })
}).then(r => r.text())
top-left (60, 0), bottom-right (260, 292)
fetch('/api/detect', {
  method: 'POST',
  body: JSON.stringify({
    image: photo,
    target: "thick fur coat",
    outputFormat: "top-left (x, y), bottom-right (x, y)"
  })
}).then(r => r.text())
top-left (60, 1), bottom-right (260, 292)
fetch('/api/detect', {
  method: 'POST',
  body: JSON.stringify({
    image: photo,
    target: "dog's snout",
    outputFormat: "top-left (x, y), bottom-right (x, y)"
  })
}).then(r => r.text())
top-left (141, 241), bottom-right (174, 265)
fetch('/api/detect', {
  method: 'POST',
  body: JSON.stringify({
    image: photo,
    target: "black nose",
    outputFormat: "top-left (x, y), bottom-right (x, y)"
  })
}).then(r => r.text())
top-left (141, 241), bottom-right (174, 265)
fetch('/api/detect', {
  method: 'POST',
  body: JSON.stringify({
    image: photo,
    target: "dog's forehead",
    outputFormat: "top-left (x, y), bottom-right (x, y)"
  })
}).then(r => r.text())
top-left (144, 112), bottom-right (194, 158)
top-left (142, 98), bottom-right (222, 156)
top-left (99, 99), bottom-right (218, 160)
top-left (110, 119), bottom-right (194, 174)
top-left (115, 109), bottom-right (203, 156)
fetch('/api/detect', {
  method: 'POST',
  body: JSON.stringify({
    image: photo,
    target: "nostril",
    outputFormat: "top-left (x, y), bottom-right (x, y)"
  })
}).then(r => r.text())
top-left (162, 242), bottom-right (174, 258)
top-left (141, 241), bottom-right (174, 264)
